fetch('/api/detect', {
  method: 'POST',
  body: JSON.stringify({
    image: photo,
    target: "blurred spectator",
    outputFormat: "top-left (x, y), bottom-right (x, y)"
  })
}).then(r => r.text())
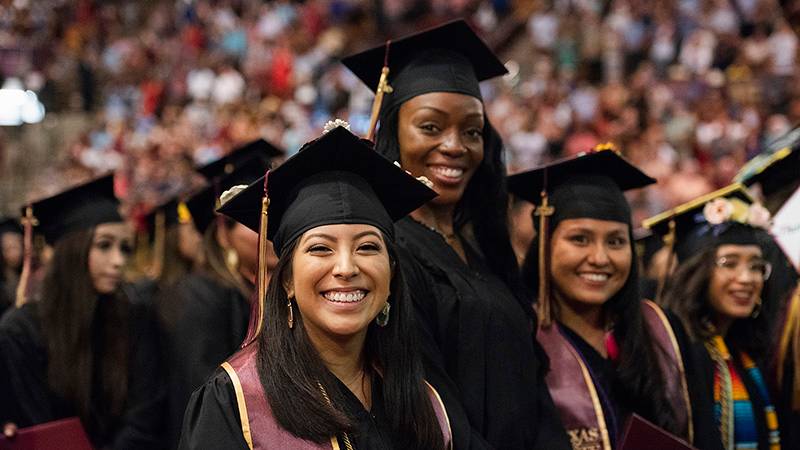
top-left (0, 0), bottom-right (798, 226)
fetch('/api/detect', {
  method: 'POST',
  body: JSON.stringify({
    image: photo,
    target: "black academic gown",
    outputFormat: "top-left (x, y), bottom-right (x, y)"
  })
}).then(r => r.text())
top-left (0, 299), bottom-right (163, 449)
top-left (395, 218), bottom-right (570, 450)
top-left (157, 272), bottom-right (251, 449)
top-left (179, 368), bottom-right (406, 449)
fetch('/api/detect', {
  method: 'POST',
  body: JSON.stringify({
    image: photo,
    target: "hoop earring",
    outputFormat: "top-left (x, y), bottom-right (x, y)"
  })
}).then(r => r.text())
top-left (287, 297), bottom-right (295, 329)
top-left (376, 302), bottom-right (390, 327)
top-left (751, 297), bottom-right (762, 319)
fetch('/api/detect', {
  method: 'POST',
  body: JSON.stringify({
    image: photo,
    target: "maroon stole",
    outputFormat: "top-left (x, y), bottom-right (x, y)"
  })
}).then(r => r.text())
top-left (220, 344), bottom-right (453, 450)
top-left (538, 300), bottom-right (693, 450)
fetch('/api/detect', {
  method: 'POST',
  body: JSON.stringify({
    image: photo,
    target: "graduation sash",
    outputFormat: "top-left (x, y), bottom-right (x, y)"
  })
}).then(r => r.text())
top-left (538, 300), bottom-right (693, 450)
top-left (220, 344), bottom-right (452, 450)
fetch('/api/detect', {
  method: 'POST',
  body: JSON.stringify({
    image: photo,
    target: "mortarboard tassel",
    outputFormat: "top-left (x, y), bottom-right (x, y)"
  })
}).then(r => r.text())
top-left (366, 41), bottom-right (394, 142)
top-left (15, 205), bottom-right (37, 307)
top-left (243, 172), bottom-right (271, 347)
top-left (535, 170), bottom-right (555, 327)
top-left (654, 216), bottom-right (676, 303)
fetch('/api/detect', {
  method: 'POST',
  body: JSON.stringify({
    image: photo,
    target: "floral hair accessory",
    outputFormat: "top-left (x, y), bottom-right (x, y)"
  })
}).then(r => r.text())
top-left (220, 184), bottom-right (249, 207)
top-left (323, 119), bottom-right (351, 133)
top-left (702, 197), bottom-right (771, 229)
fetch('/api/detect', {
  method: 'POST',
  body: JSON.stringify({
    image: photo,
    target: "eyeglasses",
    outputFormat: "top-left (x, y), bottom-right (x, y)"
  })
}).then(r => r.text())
top-left (714, 256), bottom-right (772, 281)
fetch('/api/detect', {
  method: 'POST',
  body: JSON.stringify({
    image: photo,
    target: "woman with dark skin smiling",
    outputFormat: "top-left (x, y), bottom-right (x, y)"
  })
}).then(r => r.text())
top-left (179, 126), bottom-right (450, 450)
top-left (511, 149), bottom-right (716, 450)
top-left (0, 175), bottom-right (162, 449)
top-left (343, 20), bottom-right (570, 449)
top-left (652, 185), bottom-right (782, 450)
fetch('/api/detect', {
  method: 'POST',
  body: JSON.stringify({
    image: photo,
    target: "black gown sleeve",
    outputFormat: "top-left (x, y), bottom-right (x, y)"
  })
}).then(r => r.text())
top-left (110, 303), bottom-right (166, 450)
top-left (397, 247), bottom-right (493, 450)
top-left (663, 310), bottom-right (724, 450)
top-left (0, 304), bottom-right (62, 427)
top-left (178, 369), bottom-right (248, 450)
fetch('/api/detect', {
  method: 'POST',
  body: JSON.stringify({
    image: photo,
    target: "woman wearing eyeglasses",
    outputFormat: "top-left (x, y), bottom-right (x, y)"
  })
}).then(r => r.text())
top-left (650, 184), bottom-right (782, 450)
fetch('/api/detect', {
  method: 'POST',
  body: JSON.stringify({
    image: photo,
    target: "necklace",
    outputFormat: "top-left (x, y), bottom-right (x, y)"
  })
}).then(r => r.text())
top-left (412, 217), bottom-right (458, 242)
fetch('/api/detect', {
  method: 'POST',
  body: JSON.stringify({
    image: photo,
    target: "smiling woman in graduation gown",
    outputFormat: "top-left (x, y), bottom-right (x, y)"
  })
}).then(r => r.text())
top-left (0, 175), bottom-right (162, 449)
top-left (342, 20), bottom-right (570, 449)
top-left (179, 126), bottom-right (451, 450)
top-left (653, 185), bottom-right (784, 450)
top-left (510, 148), bottom-right (719, 450)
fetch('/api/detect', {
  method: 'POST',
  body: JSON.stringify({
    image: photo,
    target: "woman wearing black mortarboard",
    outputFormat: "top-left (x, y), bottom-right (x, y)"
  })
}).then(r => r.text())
top-left (156, 139), bottom-right (282, 449)
top-left (511, 147), bottom-right (718, 450)
top-left (341, 19), bottom-right (571, 450)
top-left (0, 175), bottom-right (163, 449)
top-left (649, 184), bottom-right (783, 450)
top-left (178, 124), bottom-right (451, 449)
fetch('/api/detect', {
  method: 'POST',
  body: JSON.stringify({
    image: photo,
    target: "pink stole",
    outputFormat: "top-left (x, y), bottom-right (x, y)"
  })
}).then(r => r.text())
top-left (538, 300), bottom-right (692, 450)
top-left (220, 344), bottom-right (453, 450)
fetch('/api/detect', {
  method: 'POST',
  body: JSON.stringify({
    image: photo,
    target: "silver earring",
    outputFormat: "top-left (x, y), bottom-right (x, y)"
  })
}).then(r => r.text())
top-left (376, 302), bottom-right (390, 327)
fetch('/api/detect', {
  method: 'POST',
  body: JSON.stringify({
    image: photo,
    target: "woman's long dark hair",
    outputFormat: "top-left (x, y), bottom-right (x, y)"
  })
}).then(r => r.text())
top-left (521, 220), bottom-right (680, 436)
top-left (257, 237), bottom-right (445, 450)
top-left (39, 228), bottom-right (130, 427)
top-left (662, 245), bottom-right (773, 359)
top-left (375, 105), bottom-right (527, 307)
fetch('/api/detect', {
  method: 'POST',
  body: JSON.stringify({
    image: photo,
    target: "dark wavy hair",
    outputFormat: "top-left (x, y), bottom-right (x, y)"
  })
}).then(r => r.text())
top-left (375, 104), bottom-right (527, 307)
top-left (661, 245), bottom-right (773, 359)
top-left (257, 235), bottom-right (445, 449)
top-left (521, 219), bottom-right (680, 436)
top-left (39, 227), bottom-right (130, 430)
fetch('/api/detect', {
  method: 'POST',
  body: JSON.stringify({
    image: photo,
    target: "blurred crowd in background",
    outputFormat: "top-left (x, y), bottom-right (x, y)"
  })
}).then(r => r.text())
top-left (0, 0), bottom-right (798, 228)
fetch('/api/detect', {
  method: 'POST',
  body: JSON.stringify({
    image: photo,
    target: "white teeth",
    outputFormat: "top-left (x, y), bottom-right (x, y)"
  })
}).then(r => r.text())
top-left (730, 291), bottom-right (752, 300)
top-left (580, 273), bottom-right (609, 282)
top-left (323, 290), bottom-right (366, 303)
top-left (431, 166), bottom-right (464, 178)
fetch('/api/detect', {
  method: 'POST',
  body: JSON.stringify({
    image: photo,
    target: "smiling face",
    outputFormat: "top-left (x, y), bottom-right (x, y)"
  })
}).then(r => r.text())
top-left (549, 218), bottom-right (632, 309)
top-left (88, 223), bottom-right (134, 294)
top-left (708, 244), bottom-right (765, 321)
top-left (397, 92), bottom-right (485, 207)
top-left (286, 224), bottom-right (392, 344)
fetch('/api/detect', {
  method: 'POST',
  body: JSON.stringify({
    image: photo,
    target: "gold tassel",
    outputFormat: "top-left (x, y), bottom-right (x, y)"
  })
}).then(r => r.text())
top-left (654, 216), bottom-right (676, 304)
top-left (366, 41), bottom-right (394, 142)
top-left (254, 194), bottom-right (270, 339)
top-left (535, 191), bottom-right (554, 326)
top-left (366, 66), bottom-right (393, 142)
top-left (15, 206), bottom-right (37, 307)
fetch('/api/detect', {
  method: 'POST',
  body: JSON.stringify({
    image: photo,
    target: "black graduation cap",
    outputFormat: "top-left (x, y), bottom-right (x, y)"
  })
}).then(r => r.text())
top-left (507, 147), bottom-right (656, 225)
top-left (0, 217), bottom-right (22, 236)
top-left (643, 183), bottom-right (765, 263)
top-left (187, 141), bottom-right (280, 235)
top-left (217, 125), bottom-right (436, 347)
top-left (742, 146), bottom-right (799, 199)
top-left (342, 19), bottom-right (507, 135)
top-left (197, 138), bottom-right (284, 185)
top-left (507, 145), bottom-right (655, 326)
top-left (24, 174), bottom-right (122, 245)
top-left (218, 125), bottom-right (437, 257)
